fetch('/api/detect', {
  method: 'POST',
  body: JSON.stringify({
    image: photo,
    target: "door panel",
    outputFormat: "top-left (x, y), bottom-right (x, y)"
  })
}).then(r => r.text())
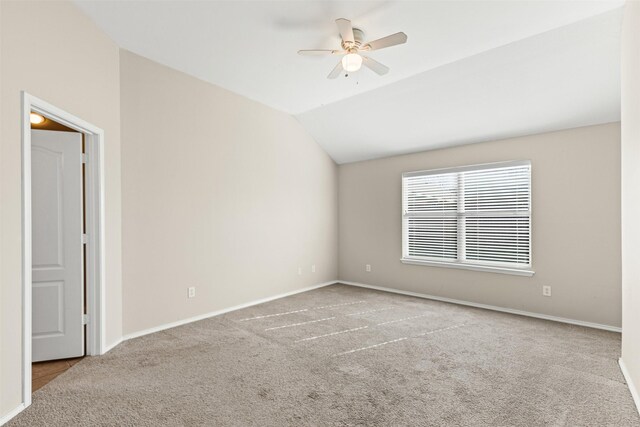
top-left (32, 145), bottom-right (64, 269)
top-left (32, 129), bottom-right (85, 362)
top-left (32, 281), bottom-right (64, 337)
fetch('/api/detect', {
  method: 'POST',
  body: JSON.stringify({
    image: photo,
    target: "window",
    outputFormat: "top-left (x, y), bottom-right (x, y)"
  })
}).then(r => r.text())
top-left (402, 160), bottom-right (533, 276)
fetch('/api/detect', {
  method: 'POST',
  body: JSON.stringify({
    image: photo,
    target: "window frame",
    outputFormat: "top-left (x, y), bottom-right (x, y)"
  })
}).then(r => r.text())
top-left (401, 160), bottom-right (534, 277)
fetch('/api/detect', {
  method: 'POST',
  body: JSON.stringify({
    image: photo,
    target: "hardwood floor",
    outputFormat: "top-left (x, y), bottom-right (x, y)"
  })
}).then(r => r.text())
top-left (32, 357), bottom-right (83, 392)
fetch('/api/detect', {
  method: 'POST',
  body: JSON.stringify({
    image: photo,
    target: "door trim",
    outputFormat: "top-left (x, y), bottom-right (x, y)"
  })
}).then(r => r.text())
top-left (21, 92), bottom-right (107, 407)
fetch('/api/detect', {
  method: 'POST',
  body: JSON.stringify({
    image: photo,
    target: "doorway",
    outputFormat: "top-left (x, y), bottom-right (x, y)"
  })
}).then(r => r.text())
top-left (21, 92), bottom-right (106, 407)
top-left (30, 116), bottom-right (85, 390)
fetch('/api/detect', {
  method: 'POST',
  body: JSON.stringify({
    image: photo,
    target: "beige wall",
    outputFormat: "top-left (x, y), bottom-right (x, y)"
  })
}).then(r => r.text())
top-left (339, 123), bottom-right (621, 327)
top-left (0, 0), bottom-right (123, 415)
top-left (621, 0), bottom-right (640, 409)
top-left (119, 51), bottom-right (338, 335)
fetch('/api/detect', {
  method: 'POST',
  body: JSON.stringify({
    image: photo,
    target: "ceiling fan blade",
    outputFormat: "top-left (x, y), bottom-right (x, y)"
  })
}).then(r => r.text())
top-left (298, 49), bottom-right (345, 56)
top-left (362, 56), bottom-right (389, 75)
top-left (362, 32), bottom-right (408, 51)
top-left (327, 60), bottom-right (344, 79)
top-left (335, 18), bottom-right (354, 44)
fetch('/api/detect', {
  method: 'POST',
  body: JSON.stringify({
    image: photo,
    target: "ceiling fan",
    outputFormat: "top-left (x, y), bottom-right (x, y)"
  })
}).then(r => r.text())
top-left (298, 18), bottom-right (408, 79)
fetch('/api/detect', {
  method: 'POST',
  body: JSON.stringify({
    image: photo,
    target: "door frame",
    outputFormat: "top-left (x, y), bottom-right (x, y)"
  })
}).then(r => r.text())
top-left (21, 92), bottom-right (107, 406)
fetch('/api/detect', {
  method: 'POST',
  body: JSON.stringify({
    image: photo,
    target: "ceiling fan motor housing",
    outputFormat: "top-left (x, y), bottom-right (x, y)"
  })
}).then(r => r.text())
top-left (342, 28), bottom-right (365, 50)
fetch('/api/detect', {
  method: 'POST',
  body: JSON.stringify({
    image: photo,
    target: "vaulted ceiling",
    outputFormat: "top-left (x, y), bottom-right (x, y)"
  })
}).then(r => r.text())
top-left (76, 0), bottom-right (624, 163)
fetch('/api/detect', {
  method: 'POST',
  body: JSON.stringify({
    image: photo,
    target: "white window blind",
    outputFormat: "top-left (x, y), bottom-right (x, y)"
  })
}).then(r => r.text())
top-left (402, 161), bottom-right (532, 275)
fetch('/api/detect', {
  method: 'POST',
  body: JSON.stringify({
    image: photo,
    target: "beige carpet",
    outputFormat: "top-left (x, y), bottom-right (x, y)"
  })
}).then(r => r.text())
top-left (9, 284), bottom-right (640, 426)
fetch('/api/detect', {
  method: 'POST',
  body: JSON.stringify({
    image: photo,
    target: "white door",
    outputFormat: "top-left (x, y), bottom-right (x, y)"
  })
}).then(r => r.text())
top-left (31, 129), bottom-right (85, 362)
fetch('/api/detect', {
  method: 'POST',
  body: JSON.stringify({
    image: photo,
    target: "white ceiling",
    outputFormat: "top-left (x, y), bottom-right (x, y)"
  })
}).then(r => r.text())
top-left (76, 0), bottom-right (623, 163)
top-left (298, 8), bottom-right (623, 163)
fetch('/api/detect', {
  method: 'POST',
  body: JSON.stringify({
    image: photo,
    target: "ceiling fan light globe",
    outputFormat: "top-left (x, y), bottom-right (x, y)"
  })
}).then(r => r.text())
top-left (341, 53), bottom-right (363, 72)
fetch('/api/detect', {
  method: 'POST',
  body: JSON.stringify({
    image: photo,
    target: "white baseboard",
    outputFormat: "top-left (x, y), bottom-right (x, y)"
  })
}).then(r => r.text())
top-left (122, 280), bottom-right (338, 341)
top-left (0, 403), bottom-right (27, 426)
top-left (619, 358), bottom-right (640, 415)
top-left (339, 281), bottom-right (621, 333)
top-left (102, 337), bottom-right (123, 355)
top-left (102, 278), bottom-right (621, 350)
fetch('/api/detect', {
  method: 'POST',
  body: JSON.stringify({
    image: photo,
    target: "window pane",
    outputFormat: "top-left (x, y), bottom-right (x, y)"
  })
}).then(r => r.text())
top-left (404, 172), bottom-right (458, 213)
top-left (407, 217), bottom-right (458, 260)
top-left (462, 166), bottom-right (530, 212)
top-left (464, 216), bottom-right (530, 265)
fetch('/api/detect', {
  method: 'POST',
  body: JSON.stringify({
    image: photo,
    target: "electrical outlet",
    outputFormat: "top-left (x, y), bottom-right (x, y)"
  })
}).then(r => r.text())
top-left (366, 264), bottom-right (371, 272)
top-left (188, 287), bottom-right (196, 298)
top-left (311, 264), bottom-right (316, 273)
top-left (542, 285), bottom-right (551, 297)
top-left (298, 267), bottom-right (302, 276)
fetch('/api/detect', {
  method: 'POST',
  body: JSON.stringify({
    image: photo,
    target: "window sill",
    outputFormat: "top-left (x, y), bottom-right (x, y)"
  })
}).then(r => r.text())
top-left (400, 258), bottom-right (535, 277)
